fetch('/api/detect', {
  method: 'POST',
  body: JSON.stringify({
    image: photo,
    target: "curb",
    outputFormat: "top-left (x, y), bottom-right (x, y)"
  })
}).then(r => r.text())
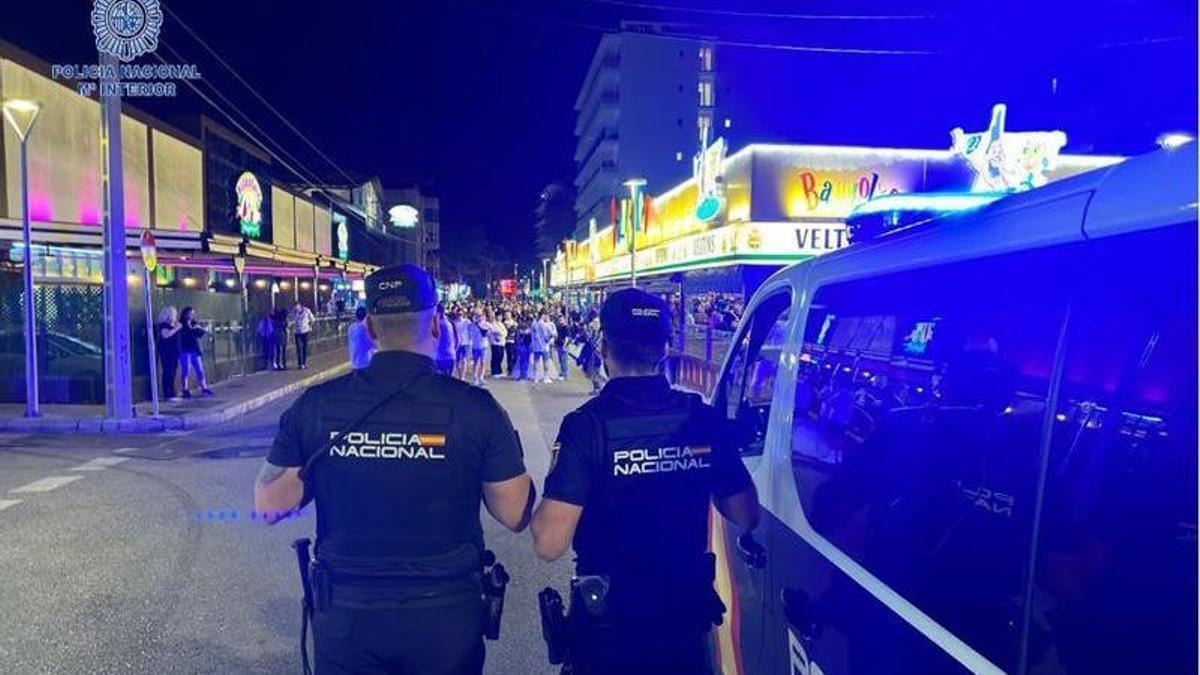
top-left (0, 363), bottom-right (351, 435)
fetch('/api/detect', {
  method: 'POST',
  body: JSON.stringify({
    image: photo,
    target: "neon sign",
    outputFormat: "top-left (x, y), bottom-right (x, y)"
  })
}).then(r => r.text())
top-left (334, 213), bottom-right (349, 260)
top-left (694, 137), bottom-right (727, 222)
top-left (235, 171), bottom-right (263, 238)
top-left (951, 104), bottom-right (1067, 192)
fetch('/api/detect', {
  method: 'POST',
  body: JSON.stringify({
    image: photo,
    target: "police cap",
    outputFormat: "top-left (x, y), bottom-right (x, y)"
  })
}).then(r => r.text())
top-left (365, 264), bottom-right (437, 315)
top-left (600, 288), bottom-right (672, 344)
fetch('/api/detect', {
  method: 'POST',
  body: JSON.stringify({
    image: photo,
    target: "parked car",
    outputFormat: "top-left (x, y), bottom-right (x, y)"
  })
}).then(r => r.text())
top-left (0, 330), bottom-right (104, 403)
top-left (710, 144), bottom-right (1197, 674)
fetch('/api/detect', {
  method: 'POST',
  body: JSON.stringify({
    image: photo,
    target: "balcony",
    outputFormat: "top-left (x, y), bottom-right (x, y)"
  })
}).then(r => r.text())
top-left (574, 91), bottom-right (619, 136)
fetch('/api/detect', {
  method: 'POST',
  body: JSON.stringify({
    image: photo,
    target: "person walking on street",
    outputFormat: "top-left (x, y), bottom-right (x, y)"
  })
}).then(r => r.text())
top-left (468, 310), bottom-right (491, 386)
top-left (156, 306), bottom-right (182, 401)
top-left (257, 312), bottom-right (276, 371)
top-left (291, 302), bottom-right (315, 370)
top-left (272, 308), bottom-right (289, 369)
top-left (454, 310), bottom-right (472, 380)
top-left (532, 288), bottom-right (761, 675)
top-left (503, 311), bottom-right (517, 377)
top-left (531, 312), bottom-right (556, 383)
top-left (255, 264), bottom-right (535, 675)
top-left (347, 306), bottom-right (376, 371)
top-left (488, 310), bottom-right (508, 378)
top-left (436, 304), bottom-right (458, 376)
top-left (514, 314), bottom-right (532, 381)
top-left (178, 306), bottom-right (214, 398)
top-left (554, 313), bottom-right (571, 381)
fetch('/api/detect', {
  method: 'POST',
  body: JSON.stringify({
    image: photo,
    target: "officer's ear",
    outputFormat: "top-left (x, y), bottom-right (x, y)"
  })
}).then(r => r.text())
top-left (429, 313), bottom-right (441, 341)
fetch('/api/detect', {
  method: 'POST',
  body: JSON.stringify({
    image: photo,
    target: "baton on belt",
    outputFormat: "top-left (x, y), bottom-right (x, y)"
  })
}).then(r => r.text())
top-left (293, 538), bottom-right (315, 675)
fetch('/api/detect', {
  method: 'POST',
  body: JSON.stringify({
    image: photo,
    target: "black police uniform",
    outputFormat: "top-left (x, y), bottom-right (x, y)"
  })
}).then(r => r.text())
top-left (268, 265), bottom-right (526, 675)
top-left (542, 289), bottom-right (753, 675)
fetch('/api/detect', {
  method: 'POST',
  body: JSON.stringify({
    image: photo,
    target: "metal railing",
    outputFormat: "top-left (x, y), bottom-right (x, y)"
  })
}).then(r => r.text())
top-left (200, 315), bottom-right (351, 383)
top-left (670, 324), bottom-right (734, 397)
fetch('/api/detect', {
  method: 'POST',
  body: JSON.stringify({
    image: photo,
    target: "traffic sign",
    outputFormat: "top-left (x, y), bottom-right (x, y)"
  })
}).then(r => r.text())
top-left (139, 229), bottom-right (157, 272)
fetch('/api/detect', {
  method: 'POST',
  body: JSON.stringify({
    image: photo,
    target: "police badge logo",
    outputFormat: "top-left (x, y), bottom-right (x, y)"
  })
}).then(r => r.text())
top-left (91, 0), bottom-right (164, 62)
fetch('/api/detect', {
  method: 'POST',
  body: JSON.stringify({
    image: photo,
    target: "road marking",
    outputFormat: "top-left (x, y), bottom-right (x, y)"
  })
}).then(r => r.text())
top-left (0, 499), bottom-right (20, 511)
top-left (11, 476), bottom-right (84, 493)
top-left (114, 447), bottom-right (140, 454)
top-left (71, 457), bottom-right (130, 471)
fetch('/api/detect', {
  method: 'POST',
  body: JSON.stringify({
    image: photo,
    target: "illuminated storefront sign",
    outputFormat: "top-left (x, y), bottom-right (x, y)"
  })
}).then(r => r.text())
top-left (552, 137), bottom-right (1120, 287)
top-left (694, 138), bottom-right (727, 222)
top-left (951, 104), bottom-right (1067, 192)
top-left (787, 167), bottom-right (916, 219)
top-left (235, 171), bottom-right (263, 238)
top-left (334, 213), bottom-right (350, 260)
top-left (592, 220), bottom-right (848, 281)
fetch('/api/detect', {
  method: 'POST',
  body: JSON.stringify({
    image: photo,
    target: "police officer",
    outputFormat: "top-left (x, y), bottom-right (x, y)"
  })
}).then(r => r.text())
top-left (255, 264), bottom-right (534, 675)
top-left (531, 288), bottom-right (760, 674)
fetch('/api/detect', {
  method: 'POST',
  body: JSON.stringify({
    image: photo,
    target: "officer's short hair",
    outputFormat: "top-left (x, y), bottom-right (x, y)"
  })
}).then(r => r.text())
top-left (371, 310), bottom-right (432, 338)
top-left (603, 334), bottom-right (667, 370)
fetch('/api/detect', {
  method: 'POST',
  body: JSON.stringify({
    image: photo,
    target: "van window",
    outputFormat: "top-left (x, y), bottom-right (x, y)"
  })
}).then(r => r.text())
top-left (1026, 224), bottom-right (1197, 674)
top-left (791, 246), bottom-right (1075, 671)
top-left (720, 292), bottom-right (790, 456)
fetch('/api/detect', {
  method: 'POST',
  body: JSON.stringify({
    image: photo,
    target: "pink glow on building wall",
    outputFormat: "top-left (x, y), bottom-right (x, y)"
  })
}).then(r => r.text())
top-left (79, 169), bottom-right (102, 225)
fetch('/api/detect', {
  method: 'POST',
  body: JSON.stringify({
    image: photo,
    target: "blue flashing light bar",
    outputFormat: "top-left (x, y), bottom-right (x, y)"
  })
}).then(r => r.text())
top-left (846, 192), bottom-right (1006, 244)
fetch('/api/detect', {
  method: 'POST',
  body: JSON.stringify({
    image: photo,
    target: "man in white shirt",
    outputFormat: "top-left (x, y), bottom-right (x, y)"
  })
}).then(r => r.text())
top-left (467, 310), bottom-right (492, 386)
top-left (290, 302), bottom-right (316, 369)
top-left (531, 312), bottom-right (558, 383)
top-left (453, 311), bottom-right (472, 380)
top-left (347, 306), bottom-right (376, 370)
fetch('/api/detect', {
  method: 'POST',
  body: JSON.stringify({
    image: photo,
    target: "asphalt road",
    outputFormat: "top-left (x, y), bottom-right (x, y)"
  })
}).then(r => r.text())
top-left (0, 372), bottom-right (585, 674)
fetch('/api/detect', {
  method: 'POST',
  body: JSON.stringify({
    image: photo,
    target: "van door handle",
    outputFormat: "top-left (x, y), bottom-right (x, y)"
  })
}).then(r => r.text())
top-left (736, 532), bottom-right (767, 569)
top-left (781, 587), bottom-right (821, 641)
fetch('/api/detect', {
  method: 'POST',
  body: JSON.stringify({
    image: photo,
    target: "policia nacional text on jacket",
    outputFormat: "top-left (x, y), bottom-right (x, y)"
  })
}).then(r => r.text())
top-left (254, 264), bottom-right (535, 675)
top-left (532, 288), bottom-right (762, 675)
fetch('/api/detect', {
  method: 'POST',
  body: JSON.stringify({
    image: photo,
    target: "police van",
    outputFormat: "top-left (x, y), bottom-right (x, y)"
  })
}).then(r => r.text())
top-left (708, 143), bottom-right (1198, 674)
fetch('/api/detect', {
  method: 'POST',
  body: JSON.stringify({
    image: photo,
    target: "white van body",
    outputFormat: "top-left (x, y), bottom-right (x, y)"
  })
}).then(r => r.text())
top-left (710, 144), bottom-right (1197, 675)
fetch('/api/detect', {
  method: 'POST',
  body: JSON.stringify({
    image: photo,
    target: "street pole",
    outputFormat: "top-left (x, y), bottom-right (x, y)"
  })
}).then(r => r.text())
top-left (142, 265), bottom-right (159, 417)
top-left (4, 100), bottom-right (43, 417)
top-left (19, 134), bottom-right (38, 416)
top-left (139, 230), bottom-right (159, 417)
top-left (312, 262), bottom-right (320, 309)
top-left (13, 120), bottom-right (39, 416)
top-left (100, 54), bottom-right (133, 419)
top-left (623, 178), bottom-right (647, 289)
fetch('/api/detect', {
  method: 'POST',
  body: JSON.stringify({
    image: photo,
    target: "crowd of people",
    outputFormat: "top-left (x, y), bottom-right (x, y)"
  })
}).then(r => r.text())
top-left (154, 301), bottom-right (320, 402)
top-left (344, 297), bottom-right (612, 394)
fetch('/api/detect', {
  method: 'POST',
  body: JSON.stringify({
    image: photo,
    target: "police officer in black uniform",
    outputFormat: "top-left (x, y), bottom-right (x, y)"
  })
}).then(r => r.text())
top-left (531, 288), bottom-right (761, 674)
top-left (255, 264), bottom-right (534, 675)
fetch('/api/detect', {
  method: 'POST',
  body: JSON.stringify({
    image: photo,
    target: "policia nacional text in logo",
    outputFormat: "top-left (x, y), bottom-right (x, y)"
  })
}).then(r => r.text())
top-left (329, 432), bottom-right (447, 460)
top-left (612, 445), bottom-right (711, 476)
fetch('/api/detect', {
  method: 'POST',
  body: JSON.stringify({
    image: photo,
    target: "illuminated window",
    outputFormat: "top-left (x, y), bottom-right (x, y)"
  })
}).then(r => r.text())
top-left (724, 118), bottom-right (732, 129)
top-left (699, 47), bottom-right (714, 72)
top-left (675, 151), bottom-right (684, 161)
top-left (698, 116), bottom-right (712, 147)
top-left (698, 81), bottom-right (714, 107)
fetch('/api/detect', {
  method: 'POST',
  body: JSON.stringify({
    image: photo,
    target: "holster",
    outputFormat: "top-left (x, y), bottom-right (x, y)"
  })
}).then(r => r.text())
top-left (539, 587), bottom-right (570, 666)
top-left (309, 559), bottom-right (332, 613)
top-left (481, 552), bottom-right (509, 640)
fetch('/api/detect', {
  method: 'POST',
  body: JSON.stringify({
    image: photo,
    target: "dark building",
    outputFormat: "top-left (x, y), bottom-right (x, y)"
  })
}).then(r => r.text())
top-left (533, 183), bottom-right (575, 260)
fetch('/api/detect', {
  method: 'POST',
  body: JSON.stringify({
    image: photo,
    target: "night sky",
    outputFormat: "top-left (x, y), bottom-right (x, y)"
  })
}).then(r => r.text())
top-left (2, 0), bottom-right (1196, 272)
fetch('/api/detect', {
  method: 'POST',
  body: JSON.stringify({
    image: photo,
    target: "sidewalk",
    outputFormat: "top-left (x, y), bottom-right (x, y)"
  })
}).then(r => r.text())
top-left (0, 349), bottom-right (350, 434)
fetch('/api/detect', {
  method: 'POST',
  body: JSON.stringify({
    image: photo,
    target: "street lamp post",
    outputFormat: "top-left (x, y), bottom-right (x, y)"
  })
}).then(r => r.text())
top-left (623, 178), bottom-right (647, 288)
top-left (3, 99), bottom-right (43, 417)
